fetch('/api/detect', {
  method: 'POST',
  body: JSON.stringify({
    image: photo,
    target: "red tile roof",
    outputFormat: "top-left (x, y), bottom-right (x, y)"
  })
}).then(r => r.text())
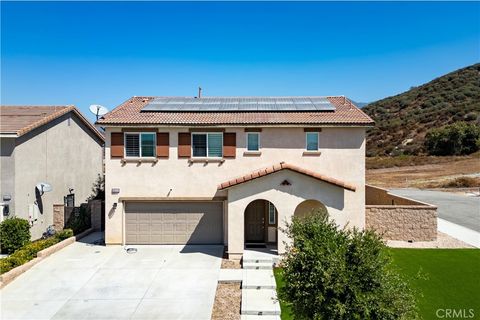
top-left (217, 162), bottom-right (356, 191)
top-left (0, 105), bottom-right (105, 141)
top-left (97, 96), bottom-right (374, 126)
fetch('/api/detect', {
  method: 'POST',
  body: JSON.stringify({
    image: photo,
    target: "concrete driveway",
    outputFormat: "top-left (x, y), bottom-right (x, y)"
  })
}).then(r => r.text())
top-left (390, 188), bottom-right (480, 232)
top-left (0, 232), bottom-right (223, 320)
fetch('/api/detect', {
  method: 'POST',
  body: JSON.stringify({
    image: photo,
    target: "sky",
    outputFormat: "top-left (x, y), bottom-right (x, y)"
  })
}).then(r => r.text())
top-left (1, 1), bottom-right (479, 122)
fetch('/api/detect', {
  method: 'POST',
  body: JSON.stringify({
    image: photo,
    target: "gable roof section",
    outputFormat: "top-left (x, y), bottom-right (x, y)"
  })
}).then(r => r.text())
top-left (96, 96), bottom-right (374, 126)
top-left (0, 105), bottom-right (105, 142)
top-left (217, 162), bottom-right (356, 191)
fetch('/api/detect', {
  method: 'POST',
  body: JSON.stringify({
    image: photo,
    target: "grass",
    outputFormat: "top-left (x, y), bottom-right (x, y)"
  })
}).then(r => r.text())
top-left (390, 249), bottom-right (480, 320)
top-left (273, 268), bottom-right (293, 320)
top-left (274, 249), bottom-right (480, 320)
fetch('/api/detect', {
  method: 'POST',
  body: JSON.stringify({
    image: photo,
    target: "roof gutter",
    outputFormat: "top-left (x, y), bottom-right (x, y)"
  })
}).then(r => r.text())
top-left (0, 133), bottom-right (18, 138)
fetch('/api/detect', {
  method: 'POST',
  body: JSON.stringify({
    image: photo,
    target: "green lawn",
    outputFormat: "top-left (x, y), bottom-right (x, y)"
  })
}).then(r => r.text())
top-left (274, 249), bottom-right (480, 320)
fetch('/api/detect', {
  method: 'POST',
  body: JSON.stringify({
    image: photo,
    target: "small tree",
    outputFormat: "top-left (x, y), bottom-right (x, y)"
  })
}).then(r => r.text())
top-left (0, 217), bottom-right (31, 254)
top-left (87, 174), bottom-right (105, 201)
top-left (278, 211), bottom-right (418, 320)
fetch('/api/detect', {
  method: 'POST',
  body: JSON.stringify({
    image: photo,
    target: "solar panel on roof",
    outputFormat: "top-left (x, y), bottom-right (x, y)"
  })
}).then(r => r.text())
top-left (141, 97), bottom-right (336, 112)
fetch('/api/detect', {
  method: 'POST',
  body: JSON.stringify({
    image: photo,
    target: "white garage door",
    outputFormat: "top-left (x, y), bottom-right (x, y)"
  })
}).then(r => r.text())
top-left (125, 202), bottom-right (223, 245)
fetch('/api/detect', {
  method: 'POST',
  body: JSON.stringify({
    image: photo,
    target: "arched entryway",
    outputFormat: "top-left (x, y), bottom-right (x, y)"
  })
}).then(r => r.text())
top-left (244, 199), bottom-right (278, 249)
top-left (294, 199), bottom-right (328, 220)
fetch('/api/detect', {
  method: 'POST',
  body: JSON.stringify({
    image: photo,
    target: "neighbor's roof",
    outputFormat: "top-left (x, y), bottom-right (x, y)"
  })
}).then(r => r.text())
top-left (218, 162), bottom-right (356, 191)
top-left (0, 105), bottom-right (105, 141)
top-left (96, 96), bottom-right (374, 126)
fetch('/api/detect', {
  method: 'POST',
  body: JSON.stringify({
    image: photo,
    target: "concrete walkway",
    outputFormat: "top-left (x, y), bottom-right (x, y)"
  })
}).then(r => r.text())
top-left (438, 218), bottom-right (480, 248)
top-left (240, 249), bottom-right (280, 319)
top-left (0, 232), bottom-right (223, 320)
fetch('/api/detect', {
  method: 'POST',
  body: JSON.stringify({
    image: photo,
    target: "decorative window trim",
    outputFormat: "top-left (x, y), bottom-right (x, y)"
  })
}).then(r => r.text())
top-left (191, 132), bottom-right (224, 158)
top-left (246, 132), bottom-right (261, 152)
top-left (124, 132), bottom-right (156, 158)
top-left (305, 132), bottom-right (319, 151)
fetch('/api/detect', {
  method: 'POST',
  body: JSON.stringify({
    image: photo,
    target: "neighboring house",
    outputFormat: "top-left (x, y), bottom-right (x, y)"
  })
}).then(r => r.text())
top-left (97, 96), bottom-right (374, 259)
top-left (0, 106), bottom-right (104, 239)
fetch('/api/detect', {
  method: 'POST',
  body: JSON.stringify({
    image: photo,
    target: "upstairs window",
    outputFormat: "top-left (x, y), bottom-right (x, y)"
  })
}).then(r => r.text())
top-left (125, 133), bottom-right (156, 157)
top-left (247, 133), bottom-right (260, 151)
top-left (306, 132), bottom-right (319, 151)
top-left (192, 133), bottom-right (223, 158)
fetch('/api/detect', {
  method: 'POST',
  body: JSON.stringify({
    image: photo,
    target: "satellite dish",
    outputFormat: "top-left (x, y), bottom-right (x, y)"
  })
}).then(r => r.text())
top-left (89, 104), bottom-right (109, 120)
top-left (36, 182), bottom-right (52, 196)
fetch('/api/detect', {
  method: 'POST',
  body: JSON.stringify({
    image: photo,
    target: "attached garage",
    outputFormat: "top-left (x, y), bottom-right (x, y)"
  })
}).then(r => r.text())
top-left (125, 201), bottom-right (223, 245)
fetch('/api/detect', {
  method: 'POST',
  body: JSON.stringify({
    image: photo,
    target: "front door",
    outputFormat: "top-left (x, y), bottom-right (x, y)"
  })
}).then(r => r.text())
top-left (245, 200), bottom-right (265, 242)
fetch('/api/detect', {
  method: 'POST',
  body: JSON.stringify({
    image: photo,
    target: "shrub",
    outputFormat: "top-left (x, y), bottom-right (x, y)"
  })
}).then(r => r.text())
top-left (0, 217), bottom-right (31, 254)
top-left (56, 228), bottom-right (74, 240)
top-left (278, 211), bottom-right (418, 320)
top-left (65, 205), bottom-right (91, 235)
top-left (0, 237), bottom-right (60, 274)
top-left (425, 122), bottom-right (480, 156)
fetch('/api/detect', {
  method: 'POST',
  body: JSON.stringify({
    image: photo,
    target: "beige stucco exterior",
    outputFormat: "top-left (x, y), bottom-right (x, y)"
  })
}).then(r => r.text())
top-left (104, 126), bottom-right (366, 256)
top-left (0, 113), bottom-right (103, 239)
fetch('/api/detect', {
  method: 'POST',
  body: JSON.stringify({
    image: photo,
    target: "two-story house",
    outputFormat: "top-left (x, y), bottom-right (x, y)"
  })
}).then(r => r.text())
top-left (0, 106), bottom-right (104, 239)
top-left (97, 96), bottom-right (374, 259)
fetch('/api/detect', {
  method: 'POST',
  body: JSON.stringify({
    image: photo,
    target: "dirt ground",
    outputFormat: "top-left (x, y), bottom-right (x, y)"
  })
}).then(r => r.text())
top-left (366, 156), bottom-right (480, 188)
top-left (387, 232), bottom-right (473, 249)
top-left (211, 283), bottom-right (241, 320)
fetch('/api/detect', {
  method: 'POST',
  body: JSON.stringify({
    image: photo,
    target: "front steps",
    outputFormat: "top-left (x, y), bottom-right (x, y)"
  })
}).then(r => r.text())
top-left (240, 252), bottom-right (281, 317)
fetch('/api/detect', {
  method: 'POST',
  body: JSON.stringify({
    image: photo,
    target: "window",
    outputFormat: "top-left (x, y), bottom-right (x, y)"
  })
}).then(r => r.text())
top-left (268, 202), bottom-right (276, 225)
top-left (192, 133), bottom-right (223, 158)
top-left (125, 133), bottom-right (156, 157)
top-left (306, 132), bottom-right (319, 151)
top-left (247, 133), bottom-right (260, 151)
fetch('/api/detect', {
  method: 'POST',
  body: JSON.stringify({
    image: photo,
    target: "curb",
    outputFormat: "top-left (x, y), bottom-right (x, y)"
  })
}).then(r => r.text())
top-left (0, 228), bottom-right (94, 288)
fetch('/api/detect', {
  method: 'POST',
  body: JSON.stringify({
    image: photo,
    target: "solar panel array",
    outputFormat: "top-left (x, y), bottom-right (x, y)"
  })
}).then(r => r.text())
top-left (142, 97), bottom-right (336, 112)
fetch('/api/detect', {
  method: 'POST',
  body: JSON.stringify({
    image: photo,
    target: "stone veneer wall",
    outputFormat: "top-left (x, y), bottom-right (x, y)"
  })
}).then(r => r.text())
top-left (365, 185), bottom-right (437, 241)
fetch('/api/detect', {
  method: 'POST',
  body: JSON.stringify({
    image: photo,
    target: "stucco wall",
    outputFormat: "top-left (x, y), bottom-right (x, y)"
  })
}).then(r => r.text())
top-left (365, 206), bottom-right (437, 241)
top-left (226, 170), bottom-right (360, 257)
top-left (0, 138), bottom-right (16, 214)
top-left (104, 126), bottom-right (366, 245)
top-left (13, 113), bottom-right (103, 239)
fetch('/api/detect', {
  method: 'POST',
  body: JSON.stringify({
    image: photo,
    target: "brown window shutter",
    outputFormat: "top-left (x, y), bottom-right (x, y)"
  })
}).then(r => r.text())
top-left (223, 132), bottom-right (236, 158)
top-left (156, 133), bottom-right (169, 158)
top-left (178, 132), bottom-right (191, 158)
top-left (111, 133), bottom-right (124, 158)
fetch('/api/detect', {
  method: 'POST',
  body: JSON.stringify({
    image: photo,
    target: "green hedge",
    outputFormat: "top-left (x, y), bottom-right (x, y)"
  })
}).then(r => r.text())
top-left (0, 228), bottom-right (74, 275)
top-left (0, 217), bottom-right (31, 254)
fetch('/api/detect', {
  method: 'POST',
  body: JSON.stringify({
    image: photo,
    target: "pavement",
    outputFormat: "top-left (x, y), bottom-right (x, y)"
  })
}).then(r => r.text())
top-left (390, 188), bottom-right (480, 232)
top-left (0, 232), bottom-right (223, 320)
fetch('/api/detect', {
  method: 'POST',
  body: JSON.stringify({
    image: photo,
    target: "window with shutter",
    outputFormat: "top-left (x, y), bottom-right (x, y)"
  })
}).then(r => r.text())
top-left (124, 133), bottom-right (156, 157)
top-left (191, 133), bottom-right (223, 158)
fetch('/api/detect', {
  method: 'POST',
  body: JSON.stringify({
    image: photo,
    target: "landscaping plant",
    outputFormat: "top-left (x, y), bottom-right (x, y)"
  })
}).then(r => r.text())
top-left (0, 228), bottom-right (74, 274)
top-left (65, 204), bottom-right (91, 234)
top-left (0, 217), bottom-right (31, 254)
top-left (278, 210), bottom-right (418, 320)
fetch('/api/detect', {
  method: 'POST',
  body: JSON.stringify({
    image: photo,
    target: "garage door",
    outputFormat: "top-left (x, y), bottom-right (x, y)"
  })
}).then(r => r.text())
top-left (125, 202), bottom-right (223, 245)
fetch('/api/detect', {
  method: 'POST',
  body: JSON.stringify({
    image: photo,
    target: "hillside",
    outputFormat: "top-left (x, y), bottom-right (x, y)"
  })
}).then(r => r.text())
top-left (363, 63), bottom-right (480, 156)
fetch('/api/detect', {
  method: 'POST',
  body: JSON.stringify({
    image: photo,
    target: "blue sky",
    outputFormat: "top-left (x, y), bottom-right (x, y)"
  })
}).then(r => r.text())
top-left (1, 1), bottom-right (479, 121)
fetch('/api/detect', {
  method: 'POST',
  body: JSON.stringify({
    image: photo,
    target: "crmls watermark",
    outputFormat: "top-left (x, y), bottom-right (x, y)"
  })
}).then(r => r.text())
top-left (436, 309), bottom-right (475, 318)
